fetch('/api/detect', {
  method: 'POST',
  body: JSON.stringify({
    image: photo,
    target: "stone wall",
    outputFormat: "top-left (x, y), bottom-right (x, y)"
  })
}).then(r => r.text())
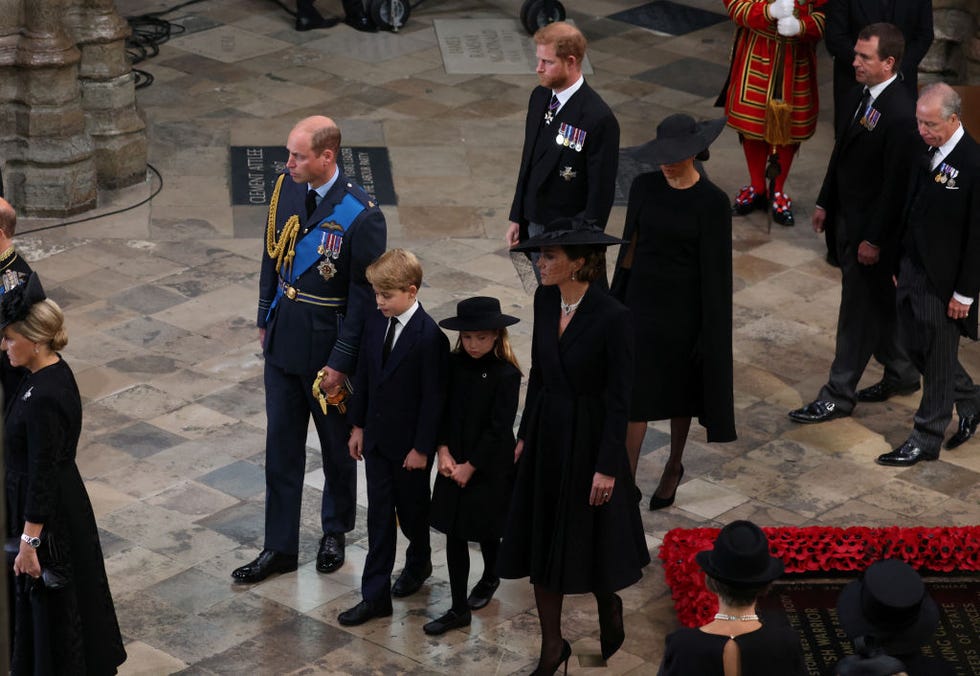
top-left (922, 0), bottom-right (980, 85)
top-left (0, 0), bottom-right (145, 217)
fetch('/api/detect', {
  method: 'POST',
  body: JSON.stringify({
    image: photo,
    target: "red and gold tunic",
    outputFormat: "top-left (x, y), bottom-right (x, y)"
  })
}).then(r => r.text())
top-left (723, 0), bottom-right (826, 142)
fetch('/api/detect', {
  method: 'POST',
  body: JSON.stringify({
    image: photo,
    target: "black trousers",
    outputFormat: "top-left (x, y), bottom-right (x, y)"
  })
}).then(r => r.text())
top-left (896, 257), bottom-right (980, 453)
top-left (263, 360), bottom-right (356, 554)
top-left (818, 217), bottom-right (917, 411)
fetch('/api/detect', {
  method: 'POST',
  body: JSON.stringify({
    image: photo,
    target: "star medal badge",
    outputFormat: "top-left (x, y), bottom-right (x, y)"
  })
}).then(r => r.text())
top-left (544, 110), bottom-right (554, 125)
top-left (559, 166), bottom-right (577, 181)
top-left (318, 258), bottom-right (337, 280)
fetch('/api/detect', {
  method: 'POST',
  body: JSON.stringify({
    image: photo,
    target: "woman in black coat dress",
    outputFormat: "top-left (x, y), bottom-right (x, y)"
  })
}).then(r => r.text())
top-left (500, 218), bottom-right (650, 674)
top-left (3, 274), bottom-right (126, 675)
top-left (611, 114), bottom-right (736, 511)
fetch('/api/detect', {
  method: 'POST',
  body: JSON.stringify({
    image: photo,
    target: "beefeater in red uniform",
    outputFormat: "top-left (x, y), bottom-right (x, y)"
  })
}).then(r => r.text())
top-left (723, 0), bottom-right (827, 226)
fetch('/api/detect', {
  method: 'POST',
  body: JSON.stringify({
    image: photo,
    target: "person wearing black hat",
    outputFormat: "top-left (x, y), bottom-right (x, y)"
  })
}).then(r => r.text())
top-left (658, 520), bottom-right (803, 676)
top-left (2, 273), bottom-right (127, 674)
top-left (610, 114), bottom-right (736, 511)
top-left (835, 559), bottom-right (953, 676)
top-left (498, 218), bottom-right (649, 673)
top-left (422, 297), bottom-right (522, 636)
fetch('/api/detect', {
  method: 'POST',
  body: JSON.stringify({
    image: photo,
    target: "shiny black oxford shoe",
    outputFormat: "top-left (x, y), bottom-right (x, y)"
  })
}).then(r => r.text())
top-left (316, 533), bottom-right (345, 573)
top-left (338, 597), bottom-right (393, 626)
top-left (945, 413), bottom-right (979, 450)
top-left (788, 400), bottom-right (849, 424)
top-left (423, 608), bottom-right (471, 635)
top-left (231, 550), bottom-right (298, 584)
top-left (467, 577), bottom-right (500, 610)
top-left (392, 561), bottom-right (432, 597)
top-left (876, 440), bottom-right (938, 467)
top-left (856, 379), bottom-right (921, 403)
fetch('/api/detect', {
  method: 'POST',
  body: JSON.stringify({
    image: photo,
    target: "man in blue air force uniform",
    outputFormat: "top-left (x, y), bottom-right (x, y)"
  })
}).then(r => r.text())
top-left (233, 116), bottom-right (387, 584)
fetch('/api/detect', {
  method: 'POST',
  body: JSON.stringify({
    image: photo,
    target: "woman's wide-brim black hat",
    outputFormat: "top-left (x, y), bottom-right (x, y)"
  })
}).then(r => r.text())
top-left (837, 559), bottom-right (940, 654)
top-left (627, 114), bottom-right (727, 166)
top-left (439, 296), bottom-right (520, 331)
top-left (0, 272), bottom-right (46, 329)
top-left (695, 520), bottom-right (784, 588)
top-left (511, 216), bottom-right (624, 253)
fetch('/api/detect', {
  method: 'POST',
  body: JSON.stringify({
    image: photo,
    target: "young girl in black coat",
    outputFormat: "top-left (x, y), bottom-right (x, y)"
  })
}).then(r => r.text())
top-left (423, 297), bottom-right (522, 636)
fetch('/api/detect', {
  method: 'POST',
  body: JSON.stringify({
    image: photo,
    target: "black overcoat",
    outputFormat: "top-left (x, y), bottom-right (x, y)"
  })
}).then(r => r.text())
top-left (430, 352), bottom-right (521, 541)
top-left (498, 284), bottom-right (650, 593)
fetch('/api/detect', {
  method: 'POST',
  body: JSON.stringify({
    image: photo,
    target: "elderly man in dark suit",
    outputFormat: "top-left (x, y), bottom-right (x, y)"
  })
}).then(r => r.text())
top-left (825, 0), bottom-right (933, 134)
top-left (232, 116), bottom-right (386, 583)
top-left (790, 23), bottom-right (921, 426)
top-left (505, 22), bottom-right (619, 256)
top-left (877, 83), bottom-right (980, 466)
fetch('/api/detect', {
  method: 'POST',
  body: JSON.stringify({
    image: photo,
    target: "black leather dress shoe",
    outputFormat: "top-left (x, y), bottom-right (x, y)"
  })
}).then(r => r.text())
top-left (338, 597), bottom-right (393, 626)
top-left (423, 608), bottom-right (471, 635)
top-left (316, 533), bottom-right (345, 573)
top-left (391, 561), bottom-right (432, 597)
top-left (344, 14), bottom-right (378, 32)
top-left (788, 400), bottom-right (849, 424)
top-left (945, 413), bottom-right (979, 450)
top-left (467, 577), bottom-right (500, 610)
top-left (876, 440), bottom-right (938, 467)
top-left (296, 8), bottom-right (339, 31)
top-left (856, 380), bottom-right (921, 403)
top-left (231, 550), bottom-right (298, 584)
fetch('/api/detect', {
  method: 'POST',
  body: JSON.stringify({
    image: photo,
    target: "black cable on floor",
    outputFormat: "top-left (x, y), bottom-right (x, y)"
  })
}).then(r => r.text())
top-left (19, 164), bottom-right (164, 235)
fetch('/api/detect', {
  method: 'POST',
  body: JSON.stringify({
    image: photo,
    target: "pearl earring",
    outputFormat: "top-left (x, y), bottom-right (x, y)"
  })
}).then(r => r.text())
top-left (571, 271), bottom-right (576, 282)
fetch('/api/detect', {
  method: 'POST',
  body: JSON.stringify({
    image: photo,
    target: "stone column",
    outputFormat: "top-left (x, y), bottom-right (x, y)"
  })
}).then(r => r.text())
top-left (921, 0), bottom-right (980, 85)
top-left (64, 0), bottom-right (146, 189)
top-left (0, 0), bottom-right (145, 216)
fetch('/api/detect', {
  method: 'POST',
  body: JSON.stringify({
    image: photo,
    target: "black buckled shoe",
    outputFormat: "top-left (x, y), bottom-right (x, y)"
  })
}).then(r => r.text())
top-left (876, 440), bottom-right (938, 467)
top-left (788, 400), bottom-right (849, 424)
top-left (316, 533), bottom-right (345, 573)
top-left (732, 185), bottom-right (766, 215)
top-left (771, 191), bottom-right (794, 226)
top-left (423, 608), bottom-right (472, 635)
top-left (467, 577), bottom-right (500, 610)
top-left (338, 597), bottom-right (393, 626)
top-left (945, 413), bottom-right (979, 450)
top-left (231, 550), bottom-right (298, 584)
top-left (392, 561), bottom-right (432, 598)
top-left (856, 380), bottom-right (921, 403)
top-left (295, 3), bottom-right (339, 31)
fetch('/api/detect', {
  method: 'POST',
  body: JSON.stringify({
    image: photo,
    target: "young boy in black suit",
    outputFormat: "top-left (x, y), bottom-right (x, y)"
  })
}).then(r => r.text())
top-left (338, 248), bottom-right (449, 626)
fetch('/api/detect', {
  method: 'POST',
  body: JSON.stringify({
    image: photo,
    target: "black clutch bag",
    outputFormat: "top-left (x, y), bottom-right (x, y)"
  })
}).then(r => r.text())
top-left (5, 535), bottom-right (72, 590)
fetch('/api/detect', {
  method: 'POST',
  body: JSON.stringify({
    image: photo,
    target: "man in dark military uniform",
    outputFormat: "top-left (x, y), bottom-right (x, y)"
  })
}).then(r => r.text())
top-left (232, 116), bottom-right (387, 584)
top-left (0, 196), bottom-right (34, 399)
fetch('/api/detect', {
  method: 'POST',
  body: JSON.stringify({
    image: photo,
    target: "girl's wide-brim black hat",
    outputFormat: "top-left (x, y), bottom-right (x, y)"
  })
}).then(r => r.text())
top-left (695, 520), bottom-right (784, 587)
top-left (439, 296), bottom-right (519, 331)
top-left (0, 272), bottom-right (46, 329)
top-left (511, 216), bottom-right (624, 253)
top-left (837, 559), bottom-right (939, 654)
top-left (627, 114), bottom-right (727, 166)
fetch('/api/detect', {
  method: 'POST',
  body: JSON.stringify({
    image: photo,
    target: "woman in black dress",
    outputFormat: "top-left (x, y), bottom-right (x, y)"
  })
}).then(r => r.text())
top-left (611, 114), bottom-right (736, 510)
top-left (658, 520), bottom-right (804, 676)
top-left (3, 274), bottom-right (126, 675)
top-left (500, 218), bottom-right (650, 674)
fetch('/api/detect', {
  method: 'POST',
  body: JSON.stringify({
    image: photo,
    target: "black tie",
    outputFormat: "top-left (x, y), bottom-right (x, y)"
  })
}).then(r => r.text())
top-left (851, 88), bottom-right (871, 127)
top-left (922, 146), bottom-right (939, 170)
top-left (305, 189), bottom-right (318, 218)
top-left (382, 316), bottom-right (398, 365)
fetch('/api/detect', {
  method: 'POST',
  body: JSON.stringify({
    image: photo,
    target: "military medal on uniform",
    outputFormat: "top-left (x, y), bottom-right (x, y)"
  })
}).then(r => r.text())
top-left (861, 107), bottom-right (881, 131)
top-left (935, 162), bottom-right (958, 186)
top-left (559, 166), bottom-right (577, 181)
top-left (317, 221), bottom-right (345, 280)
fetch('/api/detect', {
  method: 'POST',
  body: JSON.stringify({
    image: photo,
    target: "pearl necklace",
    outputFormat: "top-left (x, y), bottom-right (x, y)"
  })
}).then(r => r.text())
top-left (714, 613), bottom-right (759, 621)
top-left (560, 292), bottom-right (585, 316)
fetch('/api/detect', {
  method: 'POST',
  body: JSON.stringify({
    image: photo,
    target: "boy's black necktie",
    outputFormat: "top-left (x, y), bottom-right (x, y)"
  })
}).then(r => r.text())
top-left (382, 317), bottom-right (398, 365)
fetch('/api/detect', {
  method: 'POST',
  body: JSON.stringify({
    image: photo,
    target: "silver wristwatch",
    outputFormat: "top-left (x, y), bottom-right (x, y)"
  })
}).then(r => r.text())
top-left (21, 533), bottom-right (41, 549)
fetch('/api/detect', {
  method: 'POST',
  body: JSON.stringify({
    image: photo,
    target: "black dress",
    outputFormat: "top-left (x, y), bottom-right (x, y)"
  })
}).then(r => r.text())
top-left (611, 171), bottom-right (736, 442)
top-left (498, 284), bottom-right (650, 593)
top-left (5, 359), bottom-right (126, 675)
top-left (430, 351), bottom-right (521, 541)
top-left (657, 624), bottom-right (805, 676)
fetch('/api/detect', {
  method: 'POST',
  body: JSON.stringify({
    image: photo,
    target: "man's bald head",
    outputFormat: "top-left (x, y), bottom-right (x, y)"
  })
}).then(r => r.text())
top-left (0, 197), bottom-right (16, 238)
top-left (293, 116), bottom-right (342, 156)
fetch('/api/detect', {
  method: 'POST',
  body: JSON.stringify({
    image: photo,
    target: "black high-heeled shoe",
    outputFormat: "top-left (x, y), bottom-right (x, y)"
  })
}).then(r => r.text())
top-left (649, 465), bottom-right (684, 511)
top-left (599, 593), bottom-right (625, 661)
top-left (530, 639), bottom-right (571, 675)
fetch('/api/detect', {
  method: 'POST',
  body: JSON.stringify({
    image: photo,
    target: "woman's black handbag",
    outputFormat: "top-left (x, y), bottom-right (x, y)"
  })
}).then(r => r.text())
top-left (5, 535), bottom-right (72, 590)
